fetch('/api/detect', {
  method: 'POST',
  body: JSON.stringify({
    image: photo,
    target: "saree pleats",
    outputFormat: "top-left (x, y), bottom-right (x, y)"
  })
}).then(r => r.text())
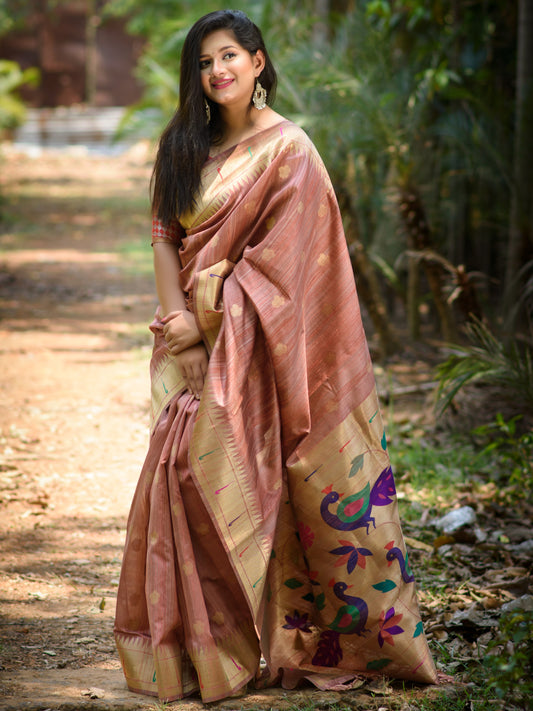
top-left (114, 121), bottom-right (437, 702)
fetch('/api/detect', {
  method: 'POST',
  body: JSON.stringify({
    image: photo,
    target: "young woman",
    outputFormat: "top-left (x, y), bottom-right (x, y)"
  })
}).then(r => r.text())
top-left (114, 9), bottom-right (437, 703)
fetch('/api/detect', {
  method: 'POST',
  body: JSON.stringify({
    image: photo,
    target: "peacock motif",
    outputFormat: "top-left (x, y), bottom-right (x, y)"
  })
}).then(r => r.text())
top-left (320, 465), bottom-right (396, 534)
top-left (312, 579), bottom-right (369, 667)
top-left (384, 541), bottom-right (415, 583)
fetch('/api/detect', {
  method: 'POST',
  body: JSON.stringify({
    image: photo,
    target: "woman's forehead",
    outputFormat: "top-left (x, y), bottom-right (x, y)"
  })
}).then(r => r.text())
top-left (200, 29), bottom-right (240, 56)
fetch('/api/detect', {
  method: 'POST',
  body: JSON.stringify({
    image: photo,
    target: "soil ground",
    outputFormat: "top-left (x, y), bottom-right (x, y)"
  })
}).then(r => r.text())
top-left (0, 145), bottom-right (469, 710)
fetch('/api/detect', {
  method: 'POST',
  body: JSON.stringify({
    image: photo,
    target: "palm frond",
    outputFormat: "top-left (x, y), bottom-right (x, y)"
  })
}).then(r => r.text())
top-left (435, 317), bottom-right (533, 415)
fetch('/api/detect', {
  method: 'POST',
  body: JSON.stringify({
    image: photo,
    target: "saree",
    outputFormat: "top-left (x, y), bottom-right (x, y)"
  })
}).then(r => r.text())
top-left (114, 120), bottom-right (437, 703)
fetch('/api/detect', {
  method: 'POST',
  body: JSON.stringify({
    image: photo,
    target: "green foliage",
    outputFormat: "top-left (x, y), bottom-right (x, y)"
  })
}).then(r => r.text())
top-left (473, 414), bottom-right (533, 496)
top-left (435, 318), bottom-right (533, 415)
top-left (483, 609), bottom-right (533, 706)
top-left (0, 59), bottom-right (39, 132)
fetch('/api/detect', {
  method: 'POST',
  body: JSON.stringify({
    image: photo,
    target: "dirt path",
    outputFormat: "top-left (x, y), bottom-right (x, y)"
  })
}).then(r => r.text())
top-left (0, 146), bottom-right (455, 711)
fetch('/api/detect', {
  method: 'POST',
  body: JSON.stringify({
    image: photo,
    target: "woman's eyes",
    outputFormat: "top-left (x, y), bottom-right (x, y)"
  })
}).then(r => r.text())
top-left (199, 52), bottom-right (237, 69)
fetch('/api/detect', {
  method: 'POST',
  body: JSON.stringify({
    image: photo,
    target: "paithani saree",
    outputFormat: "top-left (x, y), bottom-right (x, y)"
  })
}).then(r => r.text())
top-left (114, 120), bottom-right (437, 703)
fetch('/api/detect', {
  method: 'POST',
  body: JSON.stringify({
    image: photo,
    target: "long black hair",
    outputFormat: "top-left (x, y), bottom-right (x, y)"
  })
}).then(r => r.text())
top-left (151, 9), bottom-right (277, 225)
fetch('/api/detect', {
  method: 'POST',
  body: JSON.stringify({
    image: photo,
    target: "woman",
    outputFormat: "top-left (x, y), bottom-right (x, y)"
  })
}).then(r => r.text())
top-left (114, 9), bottom-right (437, 703)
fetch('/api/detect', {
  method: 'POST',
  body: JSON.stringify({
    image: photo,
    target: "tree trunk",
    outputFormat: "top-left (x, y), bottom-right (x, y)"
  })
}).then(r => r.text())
top-left (313, 0), bottom-right (329, 45)
top-left (335, 182), bottom-right (401, 357)
top-left (406, 254), bottom-right (420, 340)
top-left (85, 0), bottom-right (98, 105)
top-left (341, 216), bottom-right (402, 358)
top-left (398, 187), bottom-right (457, 343)
top-left (504, 0), bottom-right (533, 325)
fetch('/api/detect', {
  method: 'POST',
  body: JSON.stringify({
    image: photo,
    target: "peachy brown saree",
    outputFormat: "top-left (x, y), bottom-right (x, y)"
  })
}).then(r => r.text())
top-left (114, 120), bottom-right (437, 702)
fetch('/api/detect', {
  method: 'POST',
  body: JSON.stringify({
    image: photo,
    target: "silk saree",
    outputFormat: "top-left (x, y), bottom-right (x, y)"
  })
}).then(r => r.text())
top-left (114, 120), bottom-right (437, 703)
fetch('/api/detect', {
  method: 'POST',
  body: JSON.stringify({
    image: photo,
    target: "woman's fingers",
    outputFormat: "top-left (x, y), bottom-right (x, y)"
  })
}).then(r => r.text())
top-left (175, 344), bottom-right (208, 399)
top-left (162, 311), bottom-right (202, 353)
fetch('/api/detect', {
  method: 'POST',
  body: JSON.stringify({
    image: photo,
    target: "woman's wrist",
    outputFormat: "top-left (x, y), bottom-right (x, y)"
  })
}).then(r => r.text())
top-left (161, 309), bottom-right (185, 323)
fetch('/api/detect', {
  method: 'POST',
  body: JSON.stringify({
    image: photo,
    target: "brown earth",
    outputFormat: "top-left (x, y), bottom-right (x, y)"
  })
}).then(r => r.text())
top-left (0, 145), bottom-right (461, 710)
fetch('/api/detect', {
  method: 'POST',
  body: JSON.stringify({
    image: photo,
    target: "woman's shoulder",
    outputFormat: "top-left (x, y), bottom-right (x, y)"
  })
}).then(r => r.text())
top-left (259, 116), bottom-right (320, 160)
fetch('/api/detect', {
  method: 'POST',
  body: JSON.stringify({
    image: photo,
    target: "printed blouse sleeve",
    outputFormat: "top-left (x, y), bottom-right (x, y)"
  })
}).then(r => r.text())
top-left (151, 216), bottom-right (184, 245)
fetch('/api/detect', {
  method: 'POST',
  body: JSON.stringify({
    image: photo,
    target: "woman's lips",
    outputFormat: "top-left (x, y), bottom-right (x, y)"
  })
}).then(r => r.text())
top-left (212, 79), bottom-right (234, 89)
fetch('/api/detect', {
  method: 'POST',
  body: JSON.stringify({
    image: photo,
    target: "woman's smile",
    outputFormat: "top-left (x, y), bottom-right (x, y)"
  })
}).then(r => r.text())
top-left (212, 78), bottom-right (234, 90)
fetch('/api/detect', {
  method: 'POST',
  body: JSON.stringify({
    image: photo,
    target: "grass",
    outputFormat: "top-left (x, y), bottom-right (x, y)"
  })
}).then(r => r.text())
top-left (388, 432), bottom-right (492, 517)
top-left (115, 235), bottom-right (154, 276)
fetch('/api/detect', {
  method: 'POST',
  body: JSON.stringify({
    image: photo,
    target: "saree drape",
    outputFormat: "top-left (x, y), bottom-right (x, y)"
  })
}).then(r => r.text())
top-left (114, 120), bottom-right (437, 703)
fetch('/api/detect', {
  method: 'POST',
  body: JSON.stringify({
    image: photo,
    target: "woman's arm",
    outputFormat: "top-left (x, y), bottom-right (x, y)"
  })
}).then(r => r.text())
top-left (152, 242), bottom-right (208, 399)
top-left (153, 242), bottom-right (188, 316)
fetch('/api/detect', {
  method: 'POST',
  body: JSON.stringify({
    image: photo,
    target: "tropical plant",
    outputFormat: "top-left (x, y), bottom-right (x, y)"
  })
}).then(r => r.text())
top-left (435, 317), bottom-right (533, 416)
top-left (0, 59), bottom-right (39, 133)
top-left (473, 413), bottom-right (533, 496)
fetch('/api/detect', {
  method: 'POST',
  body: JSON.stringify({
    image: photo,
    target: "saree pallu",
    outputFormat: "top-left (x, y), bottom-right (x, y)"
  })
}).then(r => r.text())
top-left (114, 120), bottom-right (437, 703)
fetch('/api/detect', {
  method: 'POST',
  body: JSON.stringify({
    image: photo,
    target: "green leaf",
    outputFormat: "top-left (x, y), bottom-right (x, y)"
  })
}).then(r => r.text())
top-left (349, 454), bottom-right (365, 478)
top-left (413, 621), bottom-right (424, 637)
top-left (372, 579), bottom-right (397, 593)
top-left (284, 578), bottom-right (303, 589)
top-left (315, 592), bottom-right (326, 610)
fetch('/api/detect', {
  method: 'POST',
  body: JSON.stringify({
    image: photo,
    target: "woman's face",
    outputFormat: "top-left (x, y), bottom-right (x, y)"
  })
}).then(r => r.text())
top-left (199, 29), bottom-right (264, 112)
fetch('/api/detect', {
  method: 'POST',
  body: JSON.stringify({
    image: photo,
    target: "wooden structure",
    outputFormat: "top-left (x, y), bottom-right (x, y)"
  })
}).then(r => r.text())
top-left (0, 0), bottom-right (144, 107)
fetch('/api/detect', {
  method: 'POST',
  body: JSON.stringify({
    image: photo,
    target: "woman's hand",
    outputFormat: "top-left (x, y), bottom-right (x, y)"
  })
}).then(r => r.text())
top-left (175, 343), bottom-right (209, 400)
top-left (162, 310), bottom-right (202, 355)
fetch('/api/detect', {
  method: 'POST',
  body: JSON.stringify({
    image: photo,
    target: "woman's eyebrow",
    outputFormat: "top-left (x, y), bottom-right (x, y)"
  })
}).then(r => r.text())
top-left (199, 45), bottom-right (238, 58)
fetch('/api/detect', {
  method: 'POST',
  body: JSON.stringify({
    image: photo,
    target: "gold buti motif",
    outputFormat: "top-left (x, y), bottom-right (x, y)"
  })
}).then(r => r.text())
top-left (212, 611), bottom-right (225, 625)
top-left (317, 252), bottom-right (330, 267)
top-left (272, 295), bottom-right (285, 308)
top-left (230, 303), bottom-right (243, 317)
top-left (183, 561), bottom-right (194, 576)
top-left (149, 590), bottom-right (160, 605)
top-left (278, 165), bottom-right (291, 180)
top-left (274, 343), bottom-right (287, 356)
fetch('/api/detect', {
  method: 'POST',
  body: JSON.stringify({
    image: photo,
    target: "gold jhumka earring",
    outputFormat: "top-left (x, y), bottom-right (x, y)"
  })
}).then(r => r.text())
top-left (252, 80), bottom-right (267, 110)
top-left (204, 99), bottom-right (211, 124)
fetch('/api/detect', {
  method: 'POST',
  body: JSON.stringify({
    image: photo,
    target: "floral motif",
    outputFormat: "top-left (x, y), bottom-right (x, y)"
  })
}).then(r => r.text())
top-left (330, 540), bottom-right (372, 574)
top-left (378, 607), bottom-right (404, 648)
top-left (312, 630), bottom-right (343, 666)
top-left (283, 610), bottom-right (312, 632)
top-left (297, 521), bottom-right (315, 550)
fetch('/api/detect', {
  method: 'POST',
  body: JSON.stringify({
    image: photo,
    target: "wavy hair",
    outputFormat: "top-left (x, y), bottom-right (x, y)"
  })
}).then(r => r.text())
top-left (151, 9), bottom-right (277, 225)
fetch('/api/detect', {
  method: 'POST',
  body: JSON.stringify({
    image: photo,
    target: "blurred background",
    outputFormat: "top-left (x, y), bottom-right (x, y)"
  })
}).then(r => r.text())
top-left (2, 1), bottom-right (531, 349)
top-left (0, 3), bottom-right (532, 706)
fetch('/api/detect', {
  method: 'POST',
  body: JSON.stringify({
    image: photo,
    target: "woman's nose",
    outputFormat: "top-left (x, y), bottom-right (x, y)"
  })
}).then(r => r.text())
top-left (211, 58), bottom-right (224, 75)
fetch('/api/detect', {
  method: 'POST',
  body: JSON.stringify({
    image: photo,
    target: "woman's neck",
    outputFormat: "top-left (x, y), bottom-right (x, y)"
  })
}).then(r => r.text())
top-left (212, 106), bottom-right (282, 155)
top-left (218, 106), bottom-right (259, 145)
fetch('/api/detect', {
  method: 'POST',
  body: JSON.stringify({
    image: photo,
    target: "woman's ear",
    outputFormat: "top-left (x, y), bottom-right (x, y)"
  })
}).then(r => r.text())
top-left (254, 49), bottom-right (266, 77)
